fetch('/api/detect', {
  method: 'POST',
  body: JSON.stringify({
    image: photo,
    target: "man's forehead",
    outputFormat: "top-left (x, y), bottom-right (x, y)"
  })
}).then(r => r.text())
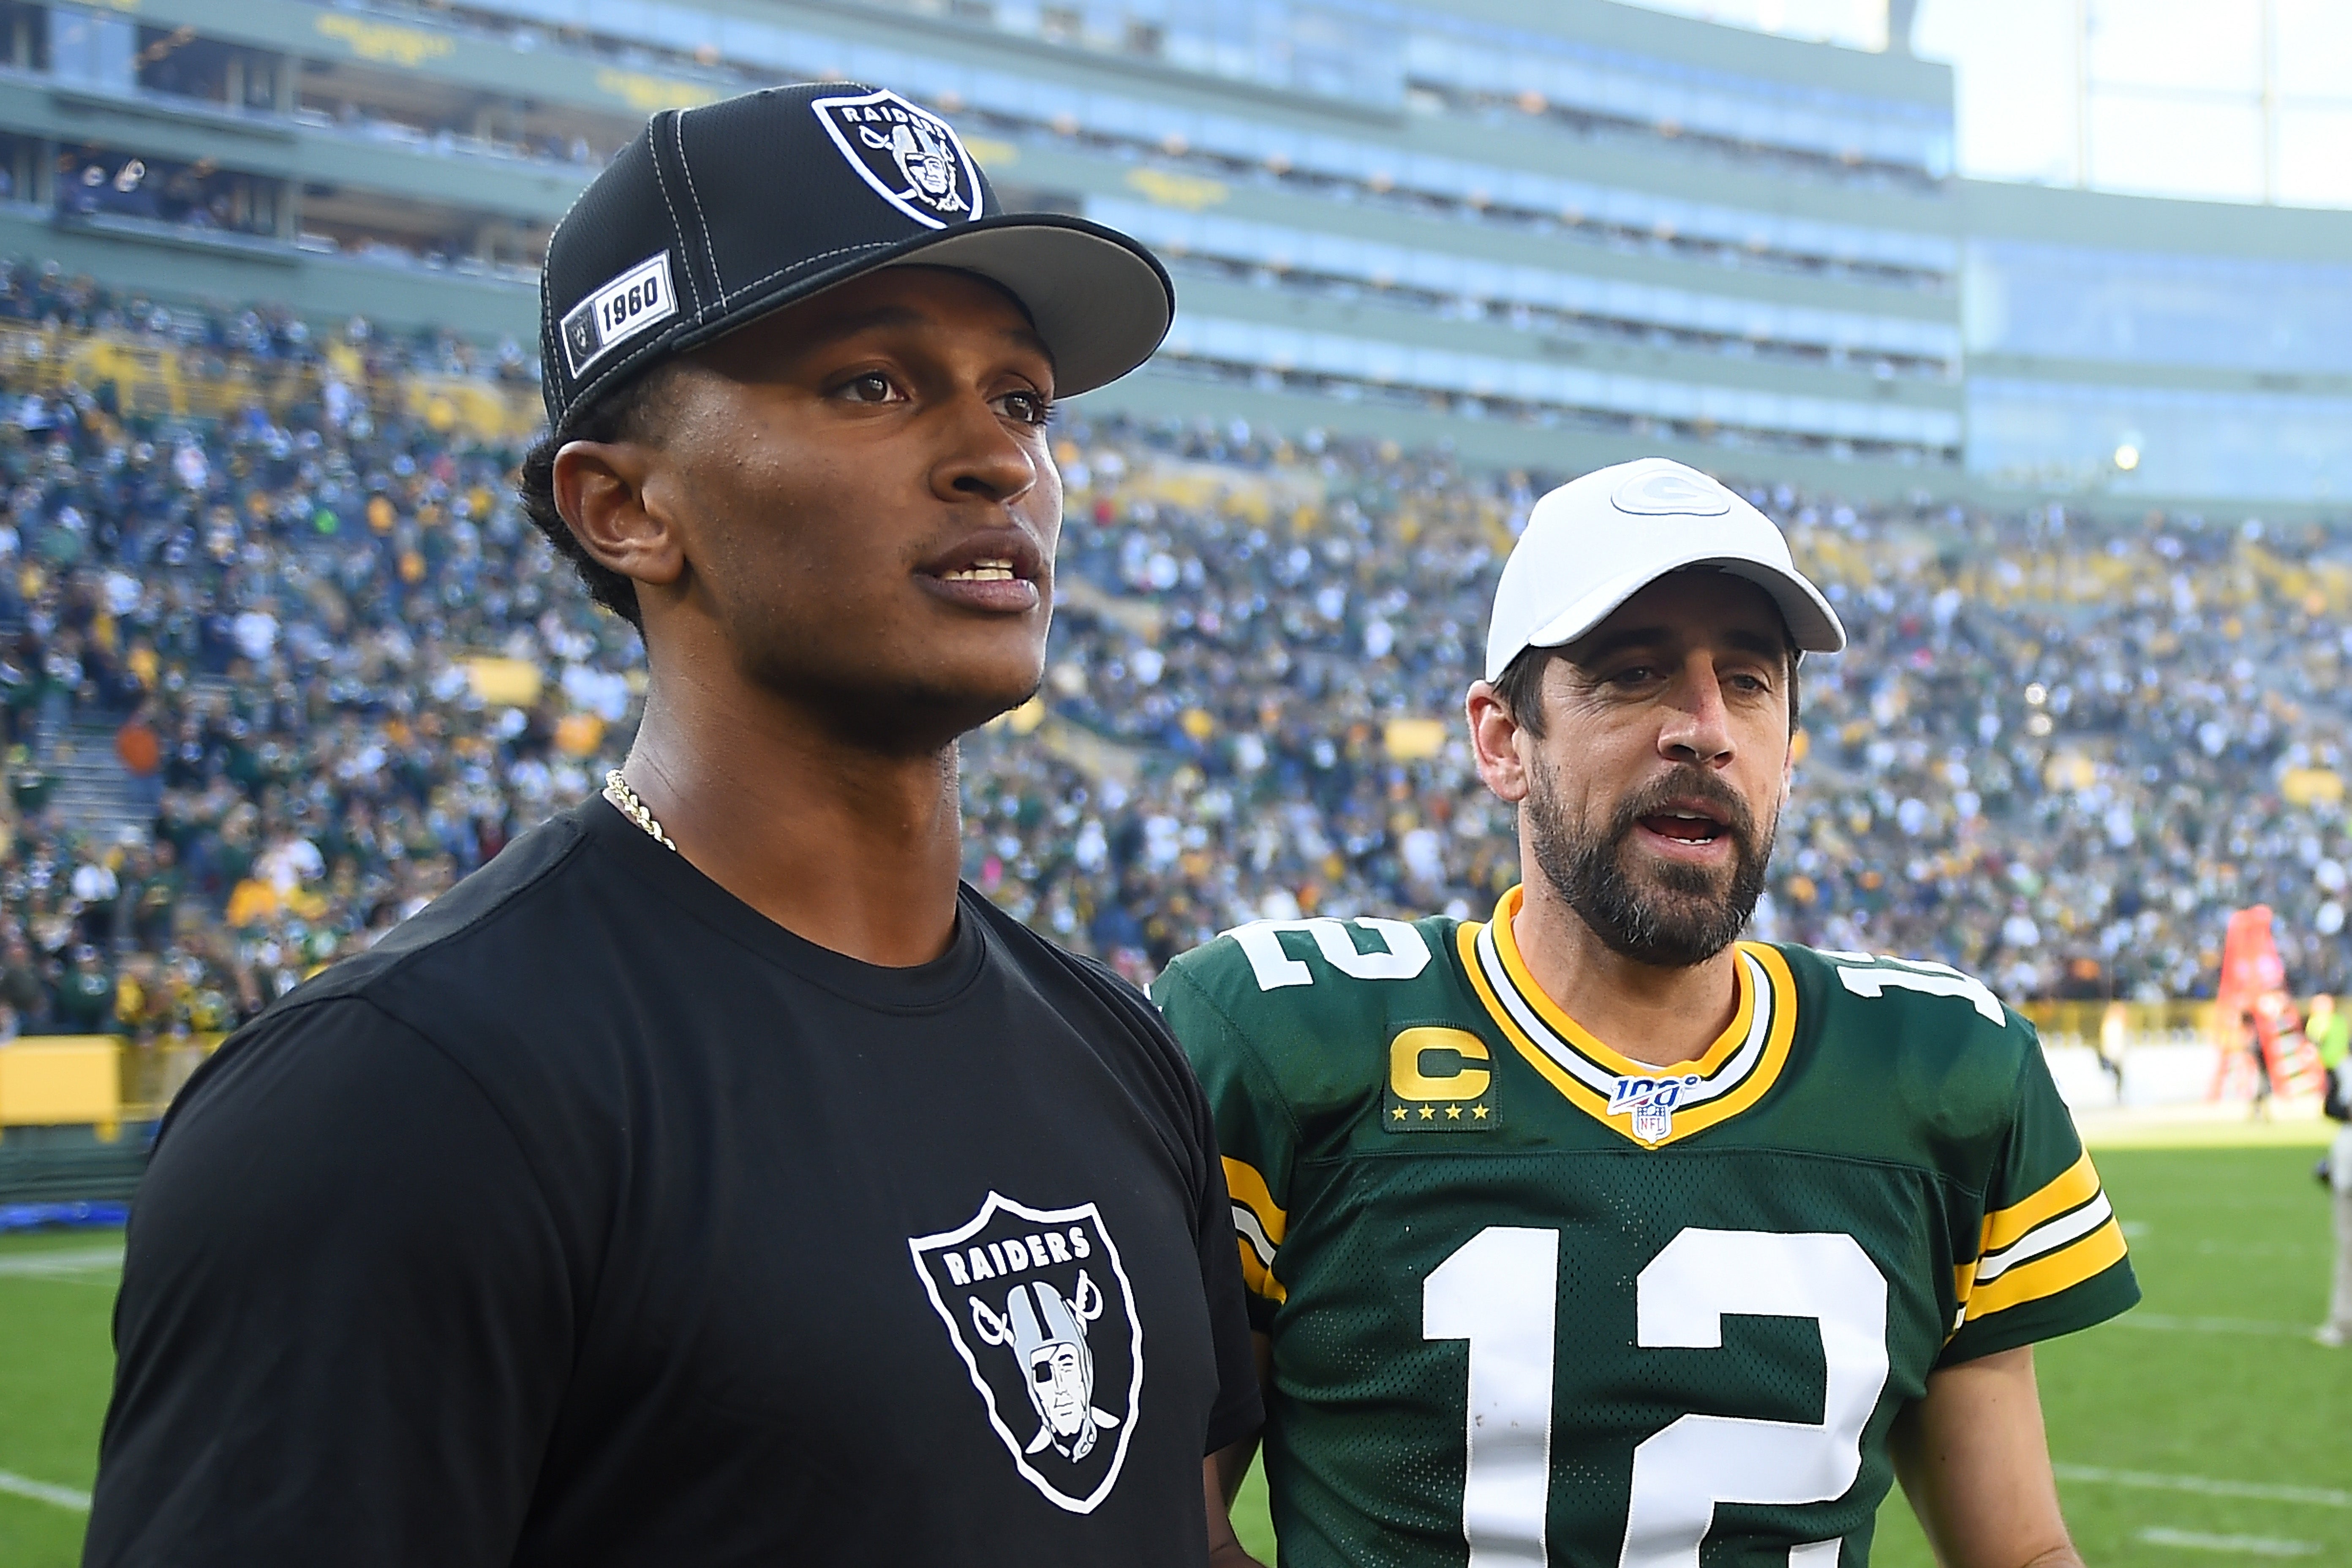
top-left (1568, 571), bottom-right (1792, 657)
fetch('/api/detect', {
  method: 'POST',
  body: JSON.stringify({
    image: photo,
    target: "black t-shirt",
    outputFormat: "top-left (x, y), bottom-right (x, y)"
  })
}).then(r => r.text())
top-left (88, 801), bottom-right (1260, 1567)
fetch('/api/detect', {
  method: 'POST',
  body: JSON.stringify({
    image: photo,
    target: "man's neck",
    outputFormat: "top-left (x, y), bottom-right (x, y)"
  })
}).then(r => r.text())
top-left (620, 667), bottom-right (965, 969)
top-left (1508, 875), bottom-right (1743, 1070)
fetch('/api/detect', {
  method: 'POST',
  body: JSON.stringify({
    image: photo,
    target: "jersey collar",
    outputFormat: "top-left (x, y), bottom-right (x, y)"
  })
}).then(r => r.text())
top-left (1456, 885), bottom-right (1799, 1148)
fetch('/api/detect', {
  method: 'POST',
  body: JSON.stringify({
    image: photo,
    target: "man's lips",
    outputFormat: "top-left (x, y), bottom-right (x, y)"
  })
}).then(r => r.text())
top-left (916, 528), bottom-right (1045, 614)
top-left (1636, 799), bottom-right (1730, 844)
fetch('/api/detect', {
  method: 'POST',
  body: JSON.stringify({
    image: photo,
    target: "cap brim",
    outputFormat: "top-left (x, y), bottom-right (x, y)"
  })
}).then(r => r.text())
top-left (1513, 554), bottom-right (1846, 675)
top-left (885, 215), bottom-right (1173, 397)
top-left (670, 211), bottom-right (1171, 401)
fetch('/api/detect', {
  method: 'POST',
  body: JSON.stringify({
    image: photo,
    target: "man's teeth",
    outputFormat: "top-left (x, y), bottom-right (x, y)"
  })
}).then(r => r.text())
top-left (942, 559), bottom-right (1017, 582)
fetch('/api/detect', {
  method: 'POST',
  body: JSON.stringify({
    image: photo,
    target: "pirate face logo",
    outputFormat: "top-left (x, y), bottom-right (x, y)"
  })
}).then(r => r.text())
top-left (812, 89), bottom-right (982, 231)
top-left (909, 1192), bottom-right (1143, 1513)
top-left (971, 1274), bottom-right (1120, 1460)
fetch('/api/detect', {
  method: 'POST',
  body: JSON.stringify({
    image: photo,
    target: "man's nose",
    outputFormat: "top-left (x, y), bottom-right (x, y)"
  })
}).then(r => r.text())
top-left (1658, 657), bottom-right (1734, 767)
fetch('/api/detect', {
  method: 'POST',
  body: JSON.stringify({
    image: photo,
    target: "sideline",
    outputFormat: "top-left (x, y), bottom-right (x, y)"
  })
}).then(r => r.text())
top-left (0, 1469), bottom-right (91, 1512)
top-left (2108, 1312), bottom-right (2308, 1337)
top-left (0, 1246), bottom-right (123, 1278)
top-left (2136, 1527), bottom-right (2319, 1557)
top-left (2074, 1104), bottom-right (2334, 1150)
top-left (2056, 1464), bottom-right (2352, 1509)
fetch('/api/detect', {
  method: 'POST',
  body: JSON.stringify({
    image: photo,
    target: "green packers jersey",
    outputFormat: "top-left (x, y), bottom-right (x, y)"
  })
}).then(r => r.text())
top-left (1154, 887), bottom-right (2137, 1568)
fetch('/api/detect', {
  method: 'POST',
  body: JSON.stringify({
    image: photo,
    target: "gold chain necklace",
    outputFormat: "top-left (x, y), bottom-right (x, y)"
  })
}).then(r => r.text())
top-left (602, 768), bottom-right (676, 852)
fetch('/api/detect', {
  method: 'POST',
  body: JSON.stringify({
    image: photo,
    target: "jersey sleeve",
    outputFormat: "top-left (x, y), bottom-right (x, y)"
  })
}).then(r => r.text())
top-left (85, 998), bottom-right (574, 1568)
top-left (1152, 959), bottom-right (1298, 1336)
top-left (1940, 1029), bottom-right (2140, 1364)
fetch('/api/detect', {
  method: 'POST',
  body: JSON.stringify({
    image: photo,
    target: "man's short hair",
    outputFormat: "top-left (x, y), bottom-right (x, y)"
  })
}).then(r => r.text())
top-left (514, 367), bottom-right (678, 630)
top-left (1492, 638), bottom-right (1802, 740)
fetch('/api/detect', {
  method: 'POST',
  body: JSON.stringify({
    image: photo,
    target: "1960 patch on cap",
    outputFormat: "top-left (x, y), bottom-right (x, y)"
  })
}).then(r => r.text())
top-left (812, 89), bottom-right (981, 231)
top-left (560, 251), bottom-right (678, 379)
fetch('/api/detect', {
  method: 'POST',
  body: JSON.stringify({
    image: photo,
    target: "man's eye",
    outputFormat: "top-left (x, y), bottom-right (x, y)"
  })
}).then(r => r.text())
top-left (839, 373), bottom-right (896, 403)
top-left (1001, 390), bottom-right (1054, 426)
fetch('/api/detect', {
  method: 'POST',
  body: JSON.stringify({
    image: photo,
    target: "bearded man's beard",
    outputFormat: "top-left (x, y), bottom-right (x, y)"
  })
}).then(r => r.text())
top-left (1526, 765), bottom-right (1776, 969)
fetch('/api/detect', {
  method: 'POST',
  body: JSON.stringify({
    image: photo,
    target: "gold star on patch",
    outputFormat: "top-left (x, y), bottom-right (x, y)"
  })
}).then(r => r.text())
top-left (1445, 1104), bottom-right (1462, 1120)
top-left (1391, 1107), bottom-right (1407, 1122)
top-left (1473, 1104), bottom-right (1490, 1120)
top-left (1418, 1105), bottom-right (1435, 1121)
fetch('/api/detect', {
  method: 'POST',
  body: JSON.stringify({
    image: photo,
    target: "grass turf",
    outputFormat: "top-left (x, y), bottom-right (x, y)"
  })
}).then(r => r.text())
top-left (0, 1230), bottom-right (118, 1568)
top-left (6, 1143), bottom-right (2344, 1565)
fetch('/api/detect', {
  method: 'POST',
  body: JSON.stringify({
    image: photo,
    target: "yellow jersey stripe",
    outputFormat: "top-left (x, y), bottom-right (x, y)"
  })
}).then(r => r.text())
top-left (1234, 1239), bottom-right (1289, 1304)
top-left (1982, 1150), bottom-right (2102, 1254)
top-left (1459, 920), bottom-right (1613, 1117)
top-left (1456, 920), bottom-right (1799, 1148)
top-left (1654, 944), bottom-right (1799, 1141)
top-left (1488, 885), bottom-right (1758, 1078)
top-left (1222, 1155), bottom-right (1287, 1249)
top-left (1962, 1217), bottom-right (2129, 1321)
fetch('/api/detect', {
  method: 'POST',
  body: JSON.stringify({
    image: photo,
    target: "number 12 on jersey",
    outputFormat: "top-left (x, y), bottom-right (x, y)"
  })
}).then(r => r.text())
top-left (1424, 1226), bottom-right (1889, 1568)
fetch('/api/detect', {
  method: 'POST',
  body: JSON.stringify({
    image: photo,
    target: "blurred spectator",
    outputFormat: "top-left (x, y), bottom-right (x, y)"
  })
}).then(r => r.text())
top-left (54, 945), bottom-right (115, 1034)
top-left (0, 261), bottom-right (2349, 1056)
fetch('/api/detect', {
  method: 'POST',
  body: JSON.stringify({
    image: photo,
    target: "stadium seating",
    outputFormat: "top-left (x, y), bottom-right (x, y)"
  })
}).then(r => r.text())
top-left (0, 265), bottom-right (2346, 1070)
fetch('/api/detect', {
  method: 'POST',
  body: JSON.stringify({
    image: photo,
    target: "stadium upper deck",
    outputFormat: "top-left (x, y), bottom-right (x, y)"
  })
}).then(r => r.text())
top-left (0, 0), bottom-right (2342, 506)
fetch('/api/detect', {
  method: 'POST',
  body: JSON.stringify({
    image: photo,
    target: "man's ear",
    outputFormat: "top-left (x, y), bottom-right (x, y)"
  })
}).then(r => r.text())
top-left (1466, 681), bottom-right (1533, 805)
top-left (553, 438), bottom-right (685, 592)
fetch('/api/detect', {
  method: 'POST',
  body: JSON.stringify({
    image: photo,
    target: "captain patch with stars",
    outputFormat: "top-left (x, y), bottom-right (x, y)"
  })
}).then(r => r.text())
top-left (913, 1192), bottom-right (1144, 1511)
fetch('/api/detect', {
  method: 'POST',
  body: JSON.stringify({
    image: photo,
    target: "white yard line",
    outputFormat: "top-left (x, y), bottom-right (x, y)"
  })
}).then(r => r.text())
top-left (2057, 1464), bottom-right (2352, 1509)
top-left (2137, 1527), bottom-right (2320, 1556)
top-left (2109, 1312), bottom-right (2307, 1337)
top-left (0, 1246), bottom-right (122, 1278)
top-left (0, 1470), bottom-right (91, 1512)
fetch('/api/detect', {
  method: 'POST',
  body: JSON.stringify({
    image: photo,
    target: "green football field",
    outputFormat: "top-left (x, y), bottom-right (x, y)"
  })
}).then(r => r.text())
top-left (4, 1141), bottom-right (2346, 1565)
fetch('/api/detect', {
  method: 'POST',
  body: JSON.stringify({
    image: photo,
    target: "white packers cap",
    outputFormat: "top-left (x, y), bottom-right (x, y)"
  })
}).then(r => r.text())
top-left (1482, 457), bottom-right (1845, 683)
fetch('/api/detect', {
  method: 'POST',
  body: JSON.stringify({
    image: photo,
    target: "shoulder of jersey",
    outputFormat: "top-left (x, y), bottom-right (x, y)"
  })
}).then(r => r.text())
top-left (1775, 941), bottom-right (2038, 1065)
top-left (1156, 911), bottom-right (1469, 1073)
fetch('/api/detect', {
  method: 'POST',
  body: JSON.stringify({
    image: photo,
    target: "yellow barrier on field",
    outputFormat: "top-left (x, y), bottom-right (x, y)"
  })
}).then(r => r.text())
top-left (2018, 999), bottom-right (2218, 1045)
top-left (0, 1036), bottom-right (123, 1134)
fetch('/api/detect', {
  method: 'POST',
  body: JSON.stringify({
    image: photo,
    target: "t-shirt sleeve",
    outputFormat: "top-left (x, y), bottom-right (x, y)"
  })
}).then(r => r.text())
top-left (1940, 1030), bottom-right (2140, 1364)
top-left (1153, 962), bottom-right (1296, 1337)
top-left (84, 999), bottom-right (576, 1568)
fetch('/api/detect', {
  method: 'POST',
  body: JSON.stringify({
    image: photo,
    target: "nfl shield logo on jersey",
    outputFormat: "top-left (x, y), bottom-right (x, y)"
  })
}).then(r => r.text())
top-left (812, 89), bottom-right (983, 230)
top-left (1609, 1073), bottom-right (1702, 1145)
top-left (908, 1192), bottom-right (1144, 1513)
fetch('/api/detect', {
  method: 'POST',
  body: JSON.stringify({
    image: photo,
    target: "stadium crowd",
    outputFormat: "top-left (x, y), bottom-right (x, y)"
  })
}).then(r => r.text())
top-left (2, 270), bottom-right (2351, 1062)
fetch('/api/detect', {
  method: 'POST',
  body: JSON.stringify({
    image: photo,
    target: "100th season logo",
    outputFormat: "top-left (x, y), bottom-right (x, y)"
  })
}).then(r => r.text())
top-left (908, 1192), bottom-right (1144, 1513)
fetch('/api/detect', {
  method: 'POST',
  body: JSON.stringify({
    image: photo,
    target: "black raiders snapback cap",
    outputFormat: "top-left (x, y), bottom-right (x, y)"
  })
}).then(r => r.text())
top-left (539, 82), bottom-right (1175, 434)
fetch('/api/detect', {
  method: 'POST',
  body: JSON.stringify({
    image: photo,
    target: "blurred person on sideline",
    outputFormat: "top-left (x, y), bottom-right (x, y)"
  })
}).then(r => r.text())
top-left (2097, 999), bottom-right (2129, 1101)
top-left (2314, 994), bottom-right (2352, 1347)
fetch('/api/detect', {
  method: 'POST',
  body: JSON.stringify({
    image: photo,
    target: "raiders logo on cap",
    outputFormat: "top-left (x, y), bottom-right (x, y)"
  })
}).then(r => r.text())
top-left (812, 88), bottom-right (983, 231)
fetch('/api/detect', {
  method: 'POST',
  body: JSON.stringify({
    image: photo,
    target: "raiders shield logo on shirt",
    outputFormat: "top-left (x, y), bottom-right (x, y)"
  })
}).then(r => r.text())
top-left (908, 1191), bottom-right (1143, 1513)
top-left (811, 89), bottom-right (983, 231)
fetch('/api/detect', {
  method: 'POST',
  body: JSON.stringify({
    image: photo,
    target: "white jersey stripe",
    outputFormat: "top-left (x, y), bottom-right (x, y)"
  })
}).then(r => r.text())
top-left (1973, 1191), bottom-right (2114, 1284)
top-left (1475, 924), bottom-right (1775, 1105)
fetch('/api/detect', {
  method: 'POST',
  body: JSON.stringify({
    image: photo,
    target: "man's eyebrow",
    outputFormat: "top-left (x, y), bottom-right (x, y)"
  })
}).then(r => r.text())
top-left (1721, 628), bottom-right (1790, 661)
top-left (1570, 626), bottom-right (1672, 666)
